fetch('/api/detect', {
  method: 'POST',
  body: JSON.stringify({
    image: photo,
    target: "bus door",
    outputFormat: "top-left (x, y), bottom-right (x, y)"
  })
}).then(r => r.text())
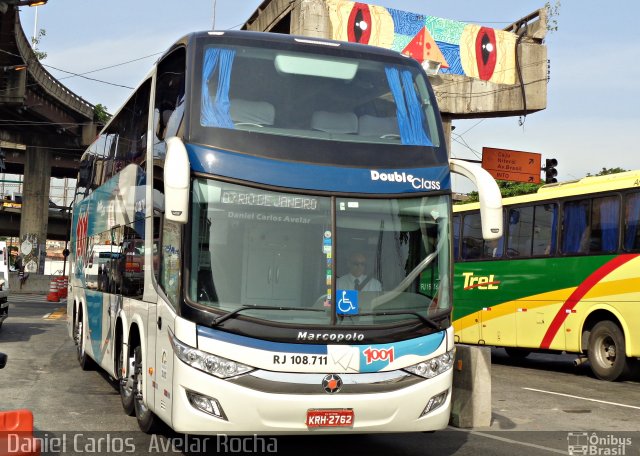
top-left (453, 311), bottom-right (481, 344)
top-left (454, 272), bottom-right (481, 344)
top-left (480, 302), bottom-right (515, 347)
top-left (147, 295), bottom-right (176, 425)
top-left (106, 226), bottom-right (124, 374)
top-left (147, 217), bottom-right (178, 425)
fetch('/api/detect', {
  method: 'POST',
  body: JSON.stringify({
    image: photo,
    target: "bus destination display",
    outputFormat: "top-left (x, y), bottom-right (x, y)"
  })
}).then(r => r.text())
top-left (221, 190), bottom-right (318, 210)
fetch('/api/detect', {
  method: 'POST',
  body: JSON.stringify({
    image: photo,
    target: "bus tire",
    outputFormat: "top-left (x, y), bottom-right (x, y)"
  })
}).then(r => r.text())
top-left (133, 345), bottom-right (160, 433)
top-left (75, 311), bottom-right (93, 371)
top-left (118, 343), bottom-right (135, 416)
top-left (505, 347), bottom-right (531, 359)
top-left (588, 320), bottom-right (631, 381)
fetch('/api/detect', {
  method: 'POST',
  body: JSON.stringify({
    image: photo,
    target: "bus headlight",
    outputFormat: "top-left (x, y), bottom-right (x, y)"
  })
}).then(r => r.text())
top-left (169, 329), bottom-right (254, 379)
top-left (404, 348), bottom-right (455, 379)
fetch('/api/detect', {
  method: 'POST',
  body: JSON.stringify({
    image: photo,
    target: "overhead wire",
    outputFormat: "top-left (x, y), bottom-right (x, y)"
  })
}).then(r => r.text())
top-left (43, 64), bottom-right (135, 90)
top-left (451, 134), bottom-right (482, 160)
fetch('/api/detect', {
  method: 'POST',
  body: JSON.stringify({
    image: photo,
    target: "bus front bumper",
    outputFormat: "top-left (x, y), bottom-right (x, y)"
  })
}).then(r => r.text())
top-left (171, 358), bottom-right (452, 435)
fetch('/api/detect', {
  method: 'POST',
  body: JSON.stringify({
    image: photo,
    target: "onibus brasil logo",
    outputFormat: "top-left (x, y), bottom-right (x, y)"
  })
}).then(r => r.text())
top-left (567, 432), bottom-right (631, 455)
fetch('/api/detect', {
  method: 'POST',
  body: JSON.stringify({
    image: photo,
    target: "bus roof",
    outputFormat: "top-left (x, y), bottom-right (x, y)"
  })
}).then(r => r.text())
top-left (184, 30), bottom-right (414, 60)
top-left (454, 169), bottom-right (640, 212)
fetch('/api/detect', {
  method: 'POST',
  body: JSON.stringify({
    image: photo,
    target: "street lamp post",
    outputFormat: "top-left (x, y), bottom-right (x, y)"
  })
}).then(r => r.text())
top-left (212, 0), bottom-right (216, 29)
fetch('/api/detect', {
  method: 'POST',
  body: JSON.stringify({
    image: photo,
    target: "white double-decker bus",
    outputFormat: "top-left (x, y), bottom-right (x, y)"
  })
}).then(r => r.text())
top-left (68, 30), bottom-right (501, 434)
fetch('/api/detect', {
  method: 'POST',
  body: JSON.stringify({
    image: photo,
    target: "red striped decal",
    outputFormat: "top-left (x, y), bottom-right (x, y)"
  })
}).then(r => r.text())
top-left (539, 254), bottom-right (638, 349)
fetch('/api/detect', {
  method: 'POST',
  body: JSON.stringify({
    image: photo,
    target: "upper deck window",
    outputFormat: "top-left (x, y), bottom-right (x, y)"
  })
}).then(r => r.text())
top-left (197, 43), bottom-right (438, 146)
top-left (189, 36), bottom-right (446, 168)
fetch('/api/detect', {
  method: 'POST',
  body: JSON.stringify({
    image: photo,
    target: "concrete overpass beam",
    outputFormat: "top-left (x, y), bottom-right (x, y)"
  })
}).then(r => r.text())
top-left (81, 122), bottom-right (99, 147)
top-left (18, 147), bottom-right (51, 274)
top-left (442, 115), bottom-right (453, 158)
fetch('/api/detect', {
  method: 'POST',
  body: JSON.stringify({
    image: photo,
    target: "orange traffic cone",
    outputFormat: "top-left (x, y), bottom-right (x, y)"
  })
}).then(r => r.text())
top-left (60, 277), bottom-right (68, 299)
top-left (0, 409), bottom-right (40, 456)
top-left (56, 276), bottom-right (67, 299)
top-left (47, 278), bottom-right (59, 302)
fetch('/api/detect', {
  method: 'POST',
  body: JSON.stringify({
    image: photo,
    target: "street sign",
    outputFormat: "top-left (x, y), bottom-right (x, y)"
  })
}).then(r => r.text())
top-left (481, 147), bottom-right (542, 184)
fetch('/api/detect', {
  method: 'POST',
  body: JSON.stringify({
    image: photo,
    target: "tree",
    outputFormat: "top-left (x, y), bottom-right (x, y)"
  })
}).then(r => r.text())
top-left (461, 167), bottom-right (629, 203)
top-left (31, 28), bottom-right (47, 61)
top-left (587, 167), bottom-right (627, 177)
top-left (461, 180), bottom-right (543, 204)
top-left (93, 104), bottom-right (111, 125)
top-left (545, 1), bottom-right (561, 33)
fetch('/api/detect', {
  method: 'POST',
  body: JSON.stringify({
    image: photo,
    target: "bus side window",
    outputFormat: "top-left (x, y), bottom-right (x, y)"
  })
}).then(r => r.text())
top-left (461, 212), bottom-right (482, 260)
top-left (153, 215), bottom-right (161, 283)
top-left (121, 226), bottom-right (144, 298)
top-left (153, 47), bottom-right (186, 159)
top-left (160, 219), bottom-right (182, 308)
top-left (507, 206), bottom-right (533, 257)
top-left (590, 196), bottom-right (620, 253)
top-left (624, 192), bottom-right (640, 251)
top-left (452, 215), bottom-right (461, 260)
top-left (532, 203), bottom-right (557, 256)
top-left (561, 200), bottom-right (591, 254)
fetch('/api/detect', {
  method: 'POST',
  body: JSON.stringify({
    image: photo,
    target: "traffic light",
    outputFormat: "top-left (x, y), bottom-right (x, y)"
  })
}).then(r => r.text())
top-left (544, 158), bottom-right (558, 184)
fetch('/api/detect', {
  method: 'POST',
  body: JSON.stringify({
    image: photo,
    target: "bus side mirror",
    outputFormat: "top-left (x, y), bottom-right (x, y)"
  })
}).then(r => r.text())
top-left (450, 158), bottom-right (503, 240)
top-left (0, 353), bottom-right (7, 369)
top-left (164, 137), bottom-right (190, 224)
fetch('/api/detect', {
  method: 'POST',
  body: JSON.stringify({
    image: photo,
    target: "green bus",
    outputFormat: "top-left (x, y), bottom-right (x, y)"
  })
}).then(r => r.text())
top-left (452, 171), bottom-right (640, 381)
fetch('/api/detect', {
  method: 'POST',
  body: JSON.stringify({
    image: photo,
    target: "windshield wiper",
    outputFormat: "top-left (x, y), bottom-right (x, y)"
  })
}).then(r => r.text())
top-left (355, 310), bottom-right (442, 329)
top-left (212, 305), bottom-right (325, 326)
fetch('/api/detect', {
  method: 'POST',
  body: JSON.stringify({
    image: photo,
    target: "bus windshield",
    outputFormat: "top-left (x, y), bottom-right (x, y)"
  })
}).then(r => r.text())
top-left (189, 36), bottom-right (444, 166)
top-left (188, 178), bottom-right (451, 326)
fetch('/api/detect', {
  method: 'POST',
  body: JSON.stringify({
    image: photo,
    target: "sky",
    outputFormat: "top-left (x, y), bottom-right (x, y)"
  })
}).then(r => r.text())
top-left (17, 0), bottom-right (640, 193)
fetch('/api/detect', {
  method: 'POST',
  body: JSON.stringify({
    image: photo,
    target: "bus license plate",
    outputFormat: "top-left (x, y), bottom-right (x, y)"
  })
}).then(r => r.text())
top-left (306, 409), bottom-right (354, 428)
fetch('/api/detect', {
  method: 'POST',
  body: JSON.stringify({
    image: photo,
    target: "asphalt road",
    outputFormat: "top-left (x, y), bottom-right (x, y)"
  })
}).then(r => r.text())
top-left (1, 296), bottom-right (639, 456)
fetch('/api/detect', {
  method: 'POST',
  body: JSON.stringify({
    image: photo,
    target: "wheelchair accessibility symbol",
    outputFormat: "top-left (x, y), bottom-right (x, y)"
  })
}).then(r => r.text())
top-left (337, 289), bottom-right (359, 315)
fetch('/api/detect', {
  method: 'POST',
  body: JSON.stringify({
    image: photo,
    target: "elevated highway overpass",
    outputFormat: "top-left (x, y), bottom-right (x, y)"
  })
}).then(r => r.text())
top-left (0, 2), bottom-right (98, 272)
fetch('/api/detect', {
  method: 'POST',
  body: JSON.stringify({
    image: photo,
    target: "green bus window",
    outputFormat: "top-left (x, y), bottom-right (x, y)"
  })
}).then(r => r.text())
top-left (624, 192), bottom-right (640, 251)
top-left (507, 206), bottom-right (533, 257)
top-left (562, 200), bottom-right (591, 254)
top-left (532, 203), bottom-right (557, 256)
top-left (461, 212), bottom-right (482, 260)
top-left (452, 215), bottom-right (461, 260)
top-left (590, 196), bottom-right (620, 253)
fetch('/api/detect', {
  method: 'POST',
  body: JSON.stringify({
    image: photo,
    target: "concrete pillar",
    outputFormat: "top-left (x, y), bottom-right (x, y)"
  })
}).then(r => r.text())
top-left (18, 147), bottom-right (51, 274)
top-left (442, 115), bottom-right (452, 158)
top-left (450, 345), bottom-right (492, 428)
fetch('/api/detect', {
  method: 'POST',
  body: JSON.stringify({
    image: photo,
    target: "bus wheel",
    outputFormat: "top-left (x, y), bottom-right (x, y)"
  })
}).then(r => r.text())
top-left (505, 348), bottom-right (531, 359)
top-left (118, 344), bottom-right (135, 416)
top-left (75, 312), bottom-right (93, 370)
top-left (133, 345), bottom-right (160, 433)
top-left (588, 320), bottom-right (631, 381)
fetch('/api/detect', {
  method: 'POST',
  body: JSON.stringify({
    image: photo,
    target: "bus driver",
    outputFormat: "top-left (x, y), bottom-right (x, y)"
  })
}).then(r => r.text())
top-left (336, 252), bottom-right (382, 292)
